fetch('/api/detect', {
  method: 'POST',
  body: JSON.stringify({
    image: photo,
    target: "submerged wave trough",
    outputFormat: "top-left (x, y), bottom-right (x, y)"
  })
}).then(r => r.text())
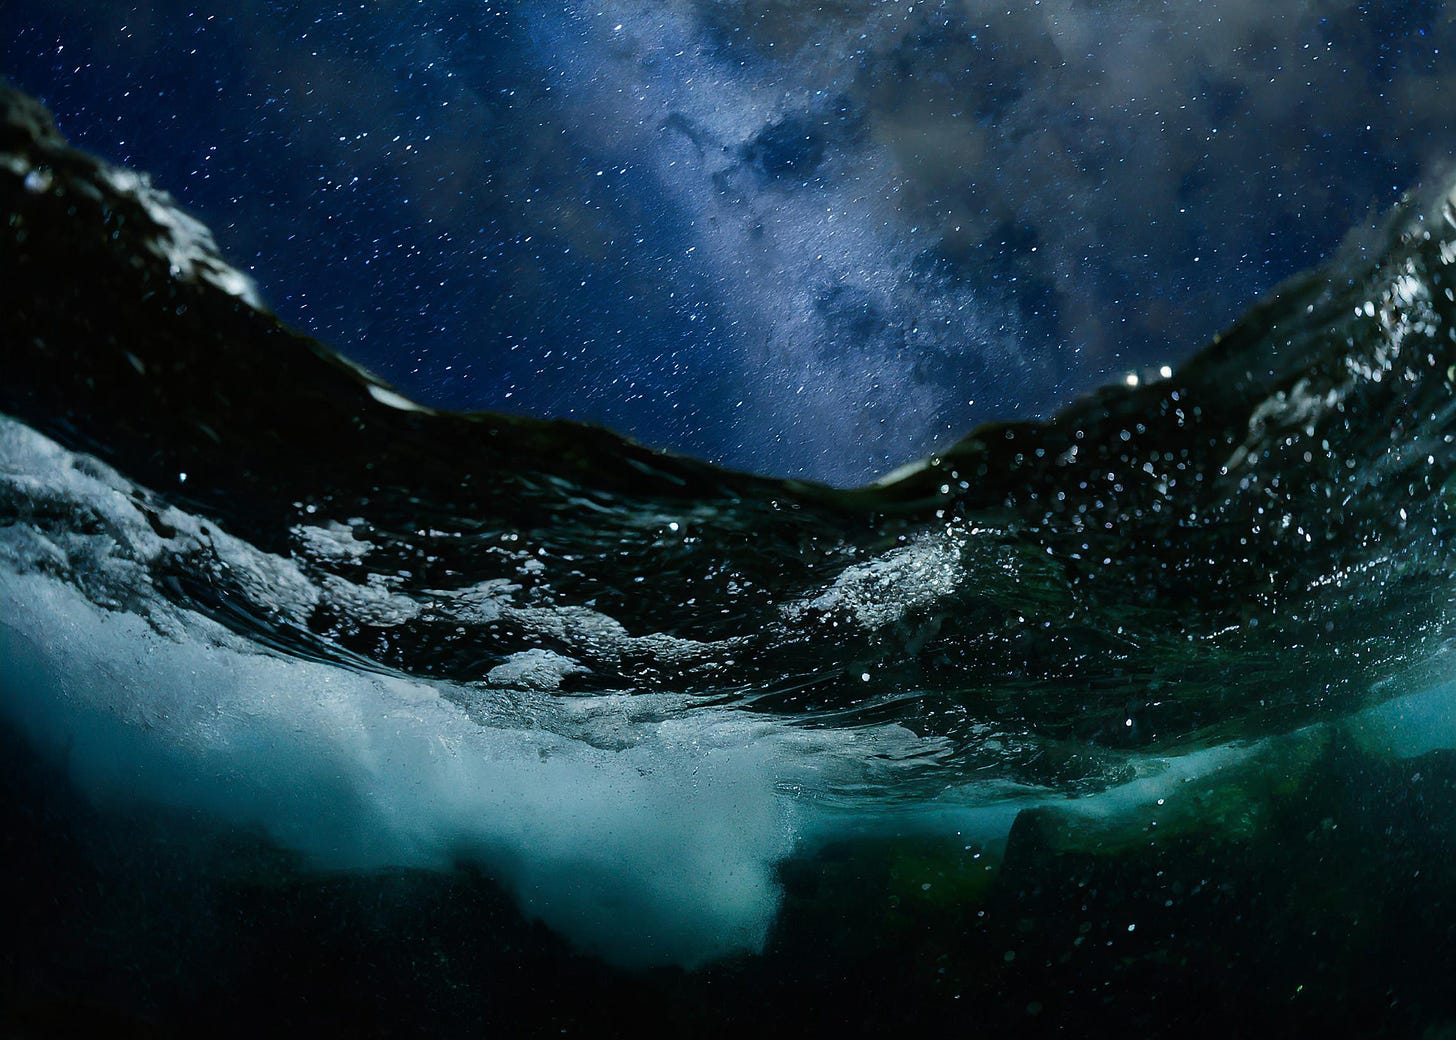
top-left (5, 84), bottom-right (1456, 1029)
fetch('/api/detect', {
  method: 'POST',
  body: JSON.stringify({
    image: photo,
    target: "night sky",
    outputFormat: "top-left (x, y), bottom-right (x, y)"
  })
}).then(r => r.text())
top-left (4, 1), bottom-right (1454, 484)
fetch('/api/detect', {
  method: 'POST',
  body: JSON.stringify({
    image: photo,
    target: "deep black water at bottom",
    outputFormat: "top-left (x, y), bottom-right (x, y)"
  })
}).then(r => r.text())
top-left (6, 718), bottom-right (1456, 1039)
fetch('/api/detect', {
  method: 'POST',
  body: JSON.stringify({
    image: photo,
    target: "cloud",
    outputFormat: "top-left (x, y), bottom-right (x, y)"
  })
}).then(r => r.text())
top-left (504, 0), bottom-right (1456, 479)
top-left (7, 0), bottom-right (1455, 482)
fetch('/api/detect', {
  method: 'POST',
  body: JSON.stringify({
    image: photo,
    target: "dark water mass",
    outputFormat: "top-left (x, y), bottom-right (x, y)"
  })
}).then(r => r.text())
top-left (4, 84), bottom-right (1456, 1036)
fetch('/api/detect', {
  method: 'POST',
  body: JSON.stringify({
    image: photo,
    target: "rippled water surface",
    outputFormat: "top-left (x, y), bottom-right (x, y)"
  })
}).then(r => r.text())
top-left (5, 84), bottom-right (1456, 1035)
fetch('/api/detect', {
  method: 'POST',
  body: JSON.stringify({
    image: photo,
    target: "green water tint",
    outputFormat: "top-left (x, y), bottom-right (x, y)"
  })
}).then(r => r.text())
top-left (6, 82), bottom-right (1456, 1032)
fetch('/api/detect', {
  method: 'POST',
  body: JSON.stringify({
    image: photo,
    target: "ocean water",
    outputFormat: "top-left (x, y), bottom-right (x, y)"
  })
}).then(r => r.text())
top-left (5, 84), bottom-right (1456, 1036)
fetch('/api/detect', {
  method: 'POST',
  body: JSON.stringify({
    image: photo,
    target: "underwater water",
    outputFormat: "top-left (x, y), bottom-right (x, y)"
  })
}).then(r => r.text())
top-left (4, 79), bottom-right (1456, 1037)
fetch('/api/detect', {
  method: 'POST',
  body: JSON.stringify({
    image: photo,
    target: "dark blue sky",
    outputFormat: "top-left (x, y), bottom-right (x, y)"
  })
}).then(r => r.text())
top-left (4, 0), bottom-right (1453, 483)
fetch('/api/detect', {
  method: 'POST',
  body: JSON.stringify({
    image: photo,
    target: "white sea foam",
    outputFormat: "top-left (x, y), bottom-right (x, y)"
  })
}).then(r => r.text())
top-left (781, 530), bottom-right (964, 631)
top-left (10, 411), bottom-right (1448, 969)
top-left (97, 166), bottom-right (264, 309)
top-left (486, 648), bottom-right (588, 690)
top-left (0, 415), bottom-right (914, 968)
top-left (0, 566), bottom-right (821, 967)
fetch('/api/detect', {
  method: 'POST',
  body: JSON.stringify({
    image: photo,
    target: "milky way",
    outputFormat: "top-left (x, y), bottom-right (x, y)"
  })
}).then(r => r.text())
top-left (3, 0), bottom-right (1453, 482)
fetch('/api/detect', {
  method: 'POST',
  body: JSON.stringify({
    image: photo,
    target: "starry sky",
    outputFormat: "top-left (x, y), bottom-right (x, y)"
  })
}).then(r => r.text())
top-left (4, 1), bottom-right (1455, 484)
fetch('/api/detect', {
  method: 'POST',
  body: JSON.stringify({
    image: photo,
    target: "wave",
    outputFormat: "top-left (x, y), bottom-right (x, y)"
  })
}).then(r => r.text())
top-left (4, 81), bottom-right (1456, 982)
